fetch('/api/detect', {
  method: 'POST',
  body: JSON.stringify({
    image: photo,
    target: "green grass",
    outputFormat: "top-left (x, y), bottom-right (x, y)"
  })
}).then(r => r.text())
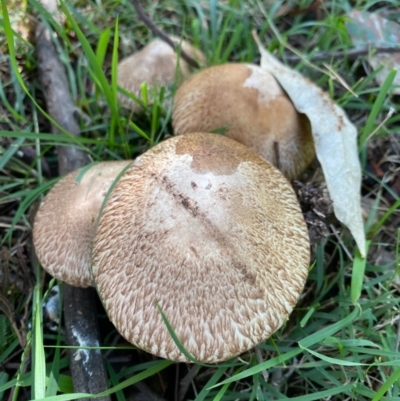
top-left (1, 0), bottom-right (400, 400)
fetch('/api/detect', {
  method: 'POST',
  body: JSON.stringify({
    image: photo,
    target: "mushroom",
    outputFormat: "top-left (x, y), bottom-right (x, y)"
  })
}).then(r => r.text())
top-left (92, 133), bottom-right (310, 363)
top-left (118, 37), bottom-right (206, 112)
top-left (33, 160), bottom-right (132, 287)
top-left (172, 63), bottom-right (315, 180)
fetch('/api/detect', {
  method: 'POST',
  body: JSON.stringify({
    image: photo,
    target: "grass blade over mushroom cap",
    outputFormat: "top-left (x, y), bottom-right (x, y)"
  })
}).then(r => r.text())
top-left (118, 37), bottom-right (206, 112)
top-left (33, 161), bottom-right (132, 287)
top-left (92, 133), bottom-right (310, 363)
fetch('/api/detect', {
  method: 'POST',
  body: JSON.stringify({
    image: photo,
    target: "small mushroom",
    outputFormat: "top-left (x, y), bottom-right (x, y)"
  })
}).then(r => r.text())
top-left (92, 133), bottom-right (310, 363)
top-left (172, 63), bottom-right (315, 180)
top-left (33, 160), bottom-right (131, 287)
top-left (118, 37), bottom-right (206, 112)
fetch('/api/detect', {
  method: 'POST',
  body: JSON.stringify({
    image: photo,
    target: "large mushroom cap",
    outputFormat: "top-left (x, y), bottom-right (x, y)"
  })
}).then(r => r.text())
top-left (33, 160), bottom-right (131, 287)
top-left (118, 37), bottom-right (206, 112)
top-left (92, 133), bottom-right (310, 363)
top-left (172, 63), bottom-right (314, 180)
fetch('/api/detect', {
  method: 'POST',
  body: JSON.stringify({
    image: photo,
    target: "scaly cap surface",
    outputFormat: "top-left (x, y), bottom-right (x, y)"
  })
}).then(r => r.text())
top-left (33, 161), bottom-right (131, 287)
top-left (92, 134), bottom-right (310, 362)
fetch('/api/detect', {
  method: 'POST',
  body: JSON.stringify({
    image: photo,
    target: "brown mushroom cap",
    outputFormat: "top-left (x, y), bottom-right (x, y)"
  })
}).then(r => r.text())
top-left (33, 160), bottom-right (132, 287)
top-left (118, 37), bottom-right (206, 112)
top-left (92, 133), bottom-right (310, 363)
top-left (172, 63), bottom-right (314, 180)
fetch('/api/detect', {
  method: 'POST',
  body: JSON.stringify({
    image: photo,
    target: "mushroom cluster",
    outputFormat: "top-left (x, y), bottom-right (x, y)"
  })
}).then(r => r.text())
top-left (117, 38), bottom-right (314, 180)
top-left (34, 134), bottom-right (310, 363)
top-left (34, 40), bottom-right (313, 364)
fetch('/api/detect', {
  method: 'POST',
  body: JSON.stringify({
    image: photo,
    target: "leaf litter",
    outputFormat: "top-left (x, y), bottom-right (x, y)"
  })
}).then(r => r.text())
top-left (346, 10), bottom-right (400, 95)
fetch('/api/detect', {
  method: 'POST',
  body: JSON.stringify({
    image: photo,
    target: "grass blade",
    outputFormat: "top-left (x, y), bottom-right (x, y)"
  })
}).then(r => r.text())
top-left (209, 348), bottom-right (301, 388)
top-left (371, 368), bottom-right (400, 401)
top-left (368, 199), bottom-right (400, 239)
top-left (299, 306), bottom-right (360, 348)
top-left (32, 275), bottom-right (46, 399)
top-left (32, 359), bottom-right (172, 401)
top-left (194, 366), bottom-right (227, 401)
top-left (1, 0), bottom-right (90, 141)
top-left (58, 1), bottom-right (120, 141)
top-left (156, 303), bottom-right (202, 364)
top-left (359, 68), bottom-right (397, 148)
top-left (275, 384), bottom-right (354, 401)
top-left (351, 242), bottom-right (370, 304)
top-left (95, 28), bottom-right (111, 68)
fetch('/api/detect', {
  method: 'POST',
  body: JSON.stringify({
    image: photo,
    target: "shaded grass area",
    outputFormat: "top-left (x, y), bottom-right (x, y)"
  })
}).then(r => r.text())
top-left (1, 0), bottom-right (400, 400)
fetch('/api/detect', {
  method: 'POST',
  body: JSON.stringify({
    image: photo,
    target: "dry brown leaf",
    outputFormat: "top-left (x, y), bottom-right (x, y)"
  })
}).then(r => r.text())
top-left (253, 31), bottom-right (366, 258)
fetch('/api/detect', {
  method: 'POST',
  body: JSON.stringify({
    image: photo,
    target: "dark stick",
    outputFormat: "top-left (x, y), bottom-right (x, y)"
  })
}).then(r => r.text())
top-left (35, 24), bottom-right (89, 175)
top-left (35, 18), bottom-right (110, 401)
top-left (178, 365), bottom-right (198, 401)
top-left (285, 46), bottom-right (400, 62)
top-left (130, 0), bottom-right (201, 69)
top-left (273, 142), bottom-right (281, 171)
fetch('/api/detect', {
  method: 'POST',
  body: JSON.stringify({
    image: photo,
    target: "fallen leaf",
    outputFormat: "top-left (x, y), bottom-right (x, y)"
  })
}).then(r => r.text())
top-left (253, 31), bottom-right (366, 258)
top-left (346, 10), bottom-right (400, 94)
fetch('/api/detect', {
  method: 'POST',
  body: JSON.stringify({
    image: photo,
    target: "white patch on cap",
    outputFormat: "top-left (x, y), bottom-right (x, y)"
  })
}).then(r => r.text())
top-left (243, 64), bottom-right (282, 107)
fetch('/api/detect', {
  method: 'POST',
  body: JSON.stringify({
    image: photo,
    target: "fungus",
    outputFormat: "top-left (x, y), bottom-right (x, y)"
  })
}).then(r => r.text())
top-left (92, 133), bottom-right (310, 363)
top-left (33, 160), bottom-right (131, 287)
top-left (118, 37), bottom-right (205, 112)
top-left (172, 63), bottom-right (314, 180)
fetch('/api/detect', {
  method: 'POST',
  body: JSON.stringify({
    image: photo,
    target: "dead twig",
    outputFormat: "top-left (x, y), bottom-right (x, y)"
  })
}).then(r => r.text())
top-left (178, 365), bottom-right (198, 401)
top-left (130, 0), bottom-right (201, 69)
top-left (285, 46), bottom-right (400, 62)
top-left (34, 5), bottom-right (110, 400)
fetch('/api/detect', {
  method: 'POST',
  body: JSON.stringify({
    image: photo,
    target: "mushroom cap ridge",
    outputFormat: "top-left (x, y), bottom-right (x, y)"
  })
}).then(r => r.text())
top-left (92, 133), bottom-right (310, 362)
top-left (33, 160), bottom-right (132, 287)
top-left (172, 63), bottom-right (314, 180)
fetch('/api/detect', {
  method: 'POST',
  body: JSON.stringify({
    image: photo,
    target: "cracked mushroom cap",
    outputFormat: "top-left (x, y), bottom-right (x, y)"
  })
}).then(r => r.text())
top-left (33, 161), bottom-right (132, 287)
top-left (92, 133), bottom-right (310, 363)
top-left (118, 37), bottom-right (205, 112)
top-left (172, 63), bottom-right (315, 180)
